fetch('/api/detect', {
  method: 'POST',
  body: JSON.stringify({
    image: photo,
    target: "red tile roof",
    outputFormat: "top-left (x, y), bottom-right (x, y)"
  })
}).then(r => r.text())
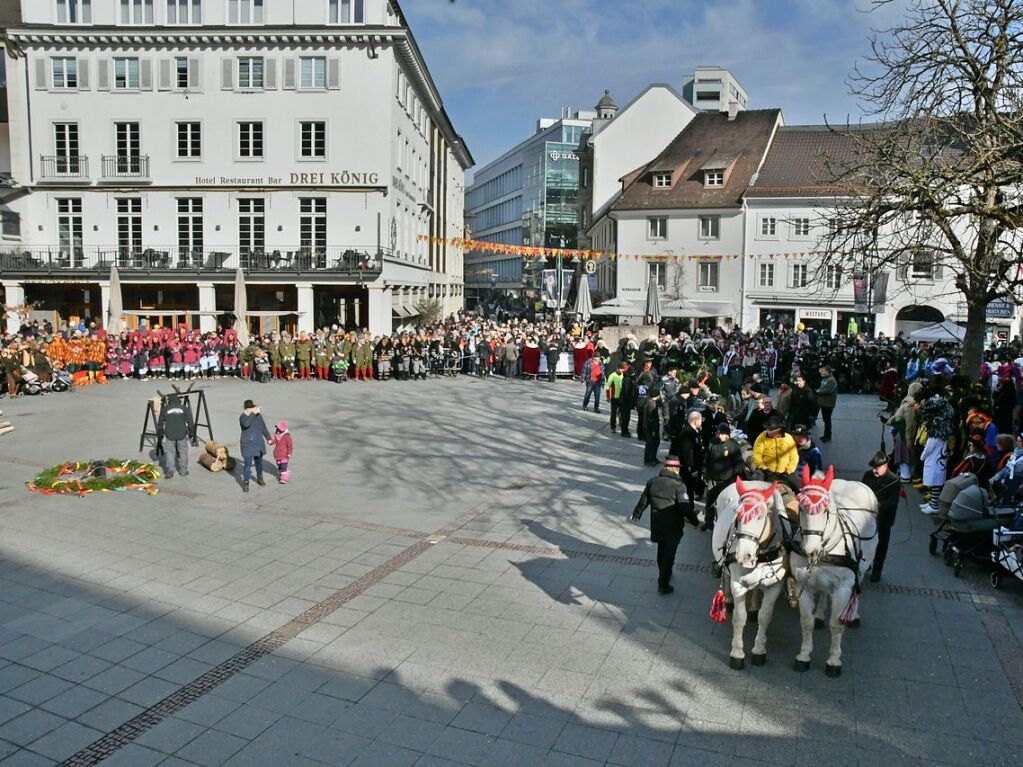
top-left (611, 109), bottom-right (781, 211)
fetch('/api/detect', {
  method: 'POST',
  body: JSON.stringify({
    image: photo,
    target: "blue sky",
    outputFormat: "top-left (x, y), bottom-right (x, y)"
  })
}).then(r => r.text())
top-left (402, 0), bottom-right (909, 169)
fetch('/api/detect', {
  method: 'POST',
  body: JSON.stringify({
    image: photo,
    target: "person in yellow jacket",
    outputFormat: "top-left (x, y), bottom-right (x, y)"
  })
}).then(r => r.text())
top-left (752, 415), bottom-right (800, 491)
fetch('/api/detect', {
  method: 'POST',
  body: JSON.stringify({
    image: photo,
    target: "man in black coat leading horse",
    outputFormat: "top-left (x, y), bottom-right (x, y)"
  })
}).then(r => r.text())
top-left (632, 456), bottom-right (698, 594)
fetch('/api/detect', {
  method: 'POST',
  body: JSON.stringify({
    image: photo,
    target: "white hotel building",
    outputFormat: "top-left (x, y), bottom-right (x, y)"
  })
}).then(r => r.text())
top-left (0, 0), bottom-right (472, 335)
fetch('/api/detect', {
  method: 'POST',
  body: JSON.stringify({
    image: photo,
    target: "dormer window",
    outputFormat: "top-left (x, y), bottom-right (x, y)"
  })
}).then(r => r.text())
top-left (705, 170), bottom-right (724, 187)
top-left (653, 173), bottom-right (672, 189)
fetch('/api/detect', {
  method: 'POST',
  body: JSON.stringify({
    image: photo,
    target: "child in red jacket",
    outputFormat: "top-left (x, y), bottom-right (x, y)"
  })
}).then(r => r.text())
top-left (271, 421), bottom-right (294, 484)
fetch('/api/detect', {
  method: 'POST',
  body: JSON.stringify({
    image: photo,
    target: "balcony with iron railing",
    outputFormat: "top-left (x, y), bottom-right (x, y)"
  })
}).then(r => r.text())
top-left (0, 245), bottom-right (387, 277)
top-left (101, 155), bottom-right (151, 182)
top-left (39, 155), bottom-right (90, 182)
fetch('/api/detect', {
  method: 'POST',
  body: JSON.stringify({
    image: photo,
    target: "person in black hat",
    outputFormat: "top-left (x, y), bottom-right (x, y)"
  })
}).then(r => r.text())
top-left (631, 455), bottom-right (697, 594)
top-left (862, 450), bottom-right (901, 582)
top-left (704, 422), bottom-right (744, 530)
top-left (239, 399), bottom-right (272, 492)
top-left (792, 424), bottom-right (822, 477)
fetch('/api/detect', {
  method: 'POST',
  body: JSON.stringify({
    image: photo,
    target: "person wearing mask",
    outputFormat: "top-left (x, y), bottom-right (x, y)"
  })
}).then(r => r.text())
top-left (631, 455), bottom-right (697, 594)
top-left (816, 365), bottom-right (838, 442)
top-left (788, 373), bottom-right (818, 432)
top-left (863, 451), bottom-right (901, 582)
top-left (156, 394), bottom-right (195, 479)
top-left (239, 399), bottom-right (272, 493)
top-left (792, 424), bottom-right (823, 477)
top-left (704, 423), bottom-right (744, 530)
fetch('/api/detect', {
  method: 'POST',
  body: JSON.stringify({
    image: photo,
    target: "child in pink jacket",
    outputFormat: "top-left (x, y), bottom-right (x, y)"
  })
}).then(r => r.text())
top-left (271, 421), bottom-right (294, 484)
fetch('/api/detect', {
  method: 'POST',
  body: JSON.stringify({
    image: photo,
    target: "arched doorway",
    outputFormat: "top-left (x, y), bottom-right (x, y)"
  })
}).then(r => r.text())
top-left (895, 305), bottom-right (944, 337)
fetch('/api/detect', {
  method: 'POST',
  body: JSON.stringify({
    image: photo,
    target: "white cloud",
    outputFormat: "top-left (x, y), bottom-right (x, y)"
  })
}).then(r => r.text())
top-left (404, 0), bottom-right (911, 166)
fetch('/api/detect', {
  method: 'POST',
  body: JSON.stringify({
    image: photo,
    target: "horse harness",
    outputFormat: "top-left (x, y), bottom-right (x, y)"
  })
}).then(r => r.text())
top-left (794, 484), bottom-right (878, 591)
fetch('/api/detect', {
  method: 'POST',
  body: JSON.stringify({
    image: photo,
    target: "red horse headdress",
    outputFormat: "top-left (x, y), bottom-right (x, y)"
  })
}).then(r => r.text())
top-left (797, 465), bottom-right (834, 515)
top-left (734, 476), bottom-right (778, 525)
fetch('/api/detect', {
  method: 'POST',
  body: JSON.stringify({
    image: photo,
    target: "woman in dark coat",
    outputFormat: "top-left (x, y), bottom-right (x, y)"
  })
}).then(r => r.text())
top-left (239, 399), bottom-right (271, 492)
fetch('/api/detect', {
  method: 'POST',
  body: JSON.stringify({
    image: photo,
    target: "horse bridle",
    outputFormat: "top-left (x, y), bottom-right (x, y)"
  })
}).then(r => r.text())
top-left (731, 492), bottom-right (776, 561)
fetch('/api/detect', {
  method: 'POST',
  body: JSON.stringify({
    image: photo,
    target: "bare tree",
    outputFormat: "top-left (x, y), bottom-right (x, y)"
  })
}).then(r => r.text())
top-left (817, 0), bottom-right (1023, 377)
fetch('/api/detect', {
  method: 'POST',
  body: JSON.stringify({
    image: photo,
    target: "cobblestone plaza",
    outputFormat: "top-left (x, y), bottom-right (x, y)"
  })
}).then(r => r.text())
top-left (0, 380), bottom-right (1019, 765)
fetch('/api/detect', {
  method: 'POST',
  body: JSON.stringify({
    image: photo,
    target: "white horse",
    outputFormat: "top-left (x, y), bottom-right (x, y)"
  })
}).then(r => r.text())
top-left (712, 478), bottom-right (788, 670)
top-left (791, 465), bottom-right (878, 677)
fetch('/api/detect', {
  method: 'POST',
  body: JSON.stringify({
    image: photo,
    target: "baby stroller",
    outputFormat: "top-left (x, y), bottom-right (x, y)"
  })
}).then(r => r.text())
top-left (254, 356), bottom-right (272, 383)
top-left (930, 473), bottom-right (1019, 576)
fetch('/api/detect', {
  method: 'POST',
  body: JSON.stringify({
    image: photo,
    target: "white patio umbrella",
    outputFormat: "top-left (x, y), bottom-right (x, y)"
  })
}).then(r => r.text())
top-left (106, 265), bottom-right (126, 335)
top-left (645, 275), bottom-right (662, 325)
top-left (574, 274), bottom-right (593, 322)
top-left (233, 268), bottom-right (249, 347)
top-left (908, 320), bottom-right (965, 343)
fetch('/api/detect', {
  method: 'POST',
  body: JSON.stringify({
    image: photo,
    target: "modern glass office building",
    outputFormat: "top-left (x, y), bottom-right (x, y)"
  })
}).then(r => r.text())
top-left (464, 114), bottom-right (591, 304)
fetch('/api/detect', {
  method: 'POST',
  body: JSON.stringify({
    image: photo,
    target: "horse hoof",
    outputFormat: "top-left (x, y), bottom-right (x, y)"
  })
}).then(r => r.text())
top-left (748, 610), bottom-right (759, 624)
top-left (729, 656), bottom-right (746, 670)
top-left (793, 659), bottom-right (810, 672)
top-left (751, 653), bottom-right (767, 666)
top-left (847, 618), bottom-right (861, 630)
top-left (814, 618), bottom-right (826, 630)
top-left (825, 664), bottom-right (842, 678)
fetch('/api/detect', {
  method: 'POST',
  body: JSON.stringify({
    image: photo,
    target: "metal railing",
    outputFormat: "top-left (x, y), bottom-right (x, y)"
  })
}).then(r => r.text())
top-left (0, 245), bottom-right (387, 275)
top-left (101, 155), bottom-right (151, 181)
top-left (39, 155), bottom-right (90, 181)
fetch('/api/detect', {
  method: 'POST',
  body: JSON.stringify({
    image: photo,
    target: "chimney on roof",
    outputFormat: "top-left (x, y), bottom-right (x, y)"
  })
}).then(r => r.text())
top-left (727, 100), bottom-right (739, 121)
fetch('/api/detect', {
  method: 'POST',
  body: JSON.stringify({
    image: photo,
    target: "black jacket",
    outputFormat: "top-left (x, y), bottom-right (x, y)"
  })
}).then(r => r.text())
top-left (157, 396), bottom-right (194, 442)
top-left (670, 423), bottom-right (704, 476)
top-left (706, 437), bottom-right (744, 482)
top-left (862, 469), bottom-right (901, 528)
top-left (788, 386), bottom-right (818, 428)
top-left (643, 398), bottom-right (661, 435)
top-left (632, 469), bottom-right (694, 542)
top-left (744, 407), bottom-right (775, 444)
top-left (620, 370), bottom-right (637, 409)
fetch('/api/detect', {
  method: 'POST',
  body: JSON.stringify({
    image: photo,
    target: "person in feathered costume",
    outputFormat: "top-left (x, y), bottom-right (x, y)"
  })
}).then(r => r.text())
top-left (144, 331), bottom-right (160, 379)
top-left (105, 337), bottom-right (119, 378)
top-left (222, 329), bottom-right (239, 376)
top-left (919, 392), bottom-right (955, 515)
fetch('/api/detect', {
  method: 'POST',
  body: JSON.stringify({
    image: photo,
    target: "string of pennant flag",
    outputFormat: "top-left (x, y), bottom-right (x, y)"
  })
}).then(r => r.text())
top-left (419, 235), bottom-right (831, 262)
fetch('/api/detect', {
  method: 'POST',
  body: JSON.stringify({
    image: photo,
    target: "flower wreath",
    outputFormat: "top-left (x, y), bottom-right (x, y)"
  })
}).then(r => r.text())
top-left (27, 460), bottom-right (161, 497)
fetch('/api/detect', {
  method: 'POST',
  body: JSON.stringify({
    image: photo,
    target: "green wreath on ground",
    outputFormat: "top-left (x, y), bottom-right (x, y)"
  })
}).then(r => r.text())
top-left (27, 460), bottom-right (161, 497)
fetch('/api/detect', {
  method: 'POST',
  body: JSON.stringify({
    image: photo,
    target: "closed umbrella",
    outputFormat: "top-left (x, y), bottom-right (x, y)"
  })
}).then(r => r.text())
top-left (106, 265), bottom-right (125, 335)
top-left (233, 268), bottom-right (249, 347)
top-left (645, 275), bottom-right (662, 325)
top-left (574, 273), bottom-right (593, 322)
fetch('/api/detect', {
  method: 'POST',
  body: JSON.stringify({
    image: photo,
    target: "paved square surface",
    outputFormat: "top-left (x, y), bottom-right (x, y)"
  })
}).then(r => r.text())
top-left (0, 378), bottom-right (1020, 765)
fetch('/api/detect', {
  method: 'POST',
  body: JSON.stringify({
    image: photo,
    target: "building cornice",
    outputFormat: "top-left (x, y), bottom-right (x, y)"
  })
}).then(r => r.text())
top-left (3, 25), bottom-right (473, 171)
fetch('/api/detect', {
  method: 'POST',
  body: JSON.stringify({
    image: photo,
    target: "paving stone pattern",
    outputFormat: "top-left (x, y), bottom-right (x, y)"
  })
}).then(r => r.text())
top-left (0, 379), bottom-right (1019, 765)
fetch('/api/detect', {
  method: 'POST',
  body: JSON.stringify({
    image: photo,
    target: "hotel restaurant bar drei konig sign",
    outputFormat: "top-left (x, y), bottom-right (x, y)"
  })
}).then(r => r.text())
top-left (193, 171), bottom-right (382, 187)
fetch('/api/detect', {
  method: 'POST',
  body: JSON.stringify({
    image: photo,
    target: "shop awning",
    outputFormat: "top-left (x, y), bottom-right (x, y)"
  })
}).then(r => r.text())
top-left (591, 298), bottom-right (645, 317)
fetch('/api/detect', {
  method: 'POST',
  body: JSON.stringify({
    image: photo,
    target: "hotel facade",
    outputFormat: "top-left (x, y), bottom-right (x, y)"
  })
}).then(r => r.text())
top-left (0, 0), bottom-right (472, 335)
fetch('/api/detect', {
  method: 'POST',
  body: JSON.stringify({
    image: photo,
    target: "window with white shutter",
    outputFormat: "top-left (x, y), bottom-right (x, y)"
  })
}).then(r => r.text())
top-left (52, 58), bottom-right (78, 89)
